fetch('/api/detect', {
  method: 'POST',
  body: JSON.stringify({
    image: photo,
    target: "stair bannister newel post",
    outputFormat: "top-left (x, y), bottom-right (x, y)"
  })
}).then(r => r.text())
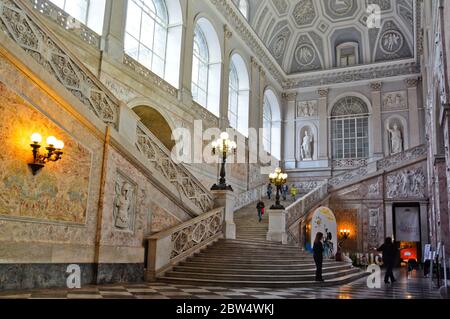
top-left (146, 207), bottom-right (225, 280)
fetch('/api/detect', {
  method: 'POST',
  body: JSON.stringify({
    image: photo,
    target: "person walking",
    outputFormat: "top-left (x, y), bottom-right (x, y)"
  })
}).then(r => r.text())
top-left (290, 184), bottom-right (298, 201)
top-left (267, 183), bottom-right (273, 200)
top-left (377, 237), bottom-right (398, 284)
top-left (282, 184), bottom-right (288, 201)
top-left (313, 232), bottom-right (325, 282)
top-left (256, 200), bottom-right (265, 223)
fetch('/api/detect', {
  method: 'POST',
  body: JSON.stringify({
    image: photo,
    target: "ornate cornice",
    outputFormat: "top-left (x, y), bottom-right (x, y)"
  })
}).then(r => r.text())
top-left (283, 61), bottom-right (421, 90)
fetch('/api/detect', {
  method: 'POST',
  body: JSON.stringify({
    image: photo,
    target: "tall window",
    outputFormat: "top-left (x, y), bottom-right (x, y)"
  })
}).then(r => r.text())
top-left (50, 0), bottom-right (105, 34)
top-left (228, 63), bottom-right (239, 131)
top-left (237, 0), bottom-right (249, 19)
top-left (263, 96), bottom-right (272, 153)
top-left (228, 54), bottom-right (249, 136)
top-left (191, 18), bottom-right (222, 116)
top-left (331, 97), bottom-right (369, 159)
top-left (192, 25), bottom-right (210, 108)
top-left (263, 90), bottom-right (281, 159)
top-left (125, 0), bottom-right (169, 78)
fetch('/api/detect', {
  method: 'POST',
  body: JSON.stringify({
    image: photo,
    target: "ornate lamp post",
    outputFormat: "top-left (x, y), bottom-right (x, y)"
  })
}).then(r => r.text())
top-left (269, 167), bottom-right (288, 209)
top-left (211, 132), bottom-right (237, 191)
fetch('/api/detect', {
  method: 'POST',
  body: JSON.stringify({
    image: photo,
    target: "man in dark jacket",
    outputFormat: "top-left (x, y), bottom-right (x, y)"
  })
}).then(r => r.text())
top-left (377, 237), bottom-right (398, 284)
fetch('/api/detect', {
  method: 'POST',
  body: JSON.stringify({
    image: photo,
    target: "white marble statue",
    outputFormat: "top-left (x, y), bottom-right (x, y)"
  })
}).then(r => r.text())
top-left (387, 124), bottom-right (403, 154)
top-left (301, 131), bottom-right (313, 160)
top-left (114, 182), bottom-right (133, 229)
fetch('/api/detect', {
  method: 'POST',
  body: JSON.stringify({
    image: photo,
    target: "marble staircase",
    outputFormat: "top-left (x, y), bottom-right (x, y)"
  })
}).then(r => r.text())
top-left (158, 200), bottom-right (368, 287)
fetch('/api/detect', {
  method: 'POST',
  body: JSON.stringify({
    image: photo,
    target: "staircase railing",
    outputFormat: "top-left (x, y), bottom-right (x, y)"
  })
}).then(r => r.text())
top-left (284, 183), bottom-right (329, 245)
top-left (136, 122), bottom-right (215, 213)
top-left (328, 144), bottom-right (427, 189)
top-left (0, 0), bottom-right (214, 214)
top-left (234, 184), bottom-right (266, 211)
top-left (146, 207), bottom-right (224, 279)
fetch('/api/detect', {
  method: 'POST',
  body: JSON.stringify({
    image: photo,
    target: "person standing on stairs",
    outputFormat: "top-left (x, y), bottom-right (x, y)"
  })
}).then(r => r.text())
top-left (267, 184), bottom-right (273, 200)
top-left (313, 232), bottom-right (325, 282)
top-left (256, 200), bottom-right (265, 223)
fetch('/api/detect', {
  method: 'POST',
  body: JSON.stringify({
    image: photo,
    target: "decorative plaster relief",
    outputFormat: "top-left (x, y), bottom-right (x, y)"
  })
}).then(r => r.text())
top-left (297, 100), bottom-right (318, 117)
top-left (382, 91), bottom-right (407, 110)
top-left (386, 168), bottom-right (426, 199)
top-left (113, 172), bottom-right (137, 231)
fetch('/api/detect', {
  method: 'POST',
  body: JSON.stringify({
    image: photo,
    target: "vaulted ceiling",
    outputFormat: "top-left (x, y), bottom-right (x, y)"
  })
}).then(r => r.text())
top-left (245, 0), bottom-right (415, 75)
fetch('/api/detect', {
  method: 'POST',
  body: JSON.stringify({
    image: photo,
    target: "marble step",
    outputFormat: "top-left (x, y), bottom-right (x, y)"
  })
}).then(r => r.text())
top-left (186, 256), bottom-right (316, 264)
top-left (179, 260), bottom-right (342, 270)
top-left (159, 272), bottom-right (369, 288)
top-left (172, 264), bottom-right (353, 275)
top-left (164, 268), bottom-right (359, 282)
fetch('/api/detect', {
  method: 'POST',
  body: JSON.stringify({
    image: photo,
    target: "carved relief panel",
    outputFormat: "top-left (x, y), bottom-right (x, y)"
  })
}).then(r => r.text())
top-left (386, 168), bottom-right (426, 199)
top-left (113, 171), bottom-right (137, 231)
top-left (382, 91), bottom-right (408, 110)
top-left (297, 100), bottom-right (318, 118)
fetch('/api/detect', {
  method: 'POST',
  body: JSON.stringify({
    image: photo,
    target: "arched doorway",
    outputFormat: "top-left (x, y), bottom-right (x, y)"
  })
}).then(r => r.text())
top-left (133, 106), bottom-right (175, 151)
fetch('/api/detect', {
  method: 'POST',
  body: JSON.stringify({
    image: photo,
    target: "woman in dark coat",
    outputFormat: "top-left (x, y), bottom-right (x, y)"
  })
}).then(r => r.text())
top-left (313, 232), bottom-right (325, 282)
top-left (377, 237), bottom-right (398, 284)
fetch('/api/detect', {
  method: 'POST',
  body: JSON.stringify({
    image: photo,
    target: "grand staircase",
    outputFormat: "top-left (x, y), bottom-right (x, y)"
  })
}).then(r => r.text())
top-left (158, 199), bottom-right (368, 287)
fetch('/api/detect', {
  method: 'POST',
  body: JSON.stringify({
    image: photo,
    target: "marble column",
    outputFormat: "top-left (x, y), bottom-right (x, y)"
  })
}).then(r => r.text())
top-left (101, 0), bottom-right (127, 61)
top-left (420, 202), bottom-right (430, 253)
top-left (406, 78), bottom-right (421, 147)
top-left (317, 88), bottom-right (329, 161)
top-left (283, 93), bottom-right (297, 169)
top-left (219, 25), bottom-right (233, 130)
top-left (370, 82), bottom-right (384, 158)
top-left (179, 2), bottom-right (195, 105)
top-left (385, 202), bottom-right (394, 239)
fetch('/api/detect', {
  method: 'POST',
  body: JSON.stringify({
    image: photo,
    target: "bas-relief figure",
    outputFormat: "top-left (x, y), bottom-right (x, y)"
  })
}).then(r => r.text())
top-left (383, 91), bottom-right (407, 109)
top-left (387, 123), bottom-right (403, 155)
top-left (113, 176), bottom-right (136, 230)
top-left (297, 100), bottom-right (318, 117)
top-left (386, 169), bottom-right (426, 199)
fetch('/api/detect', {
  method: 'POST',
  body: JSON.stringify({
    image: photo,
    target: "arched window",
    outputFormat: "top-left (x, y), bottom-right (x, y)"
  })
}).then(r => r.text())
top-left (331, 97), bottom-right (369, 159)
top-left (192, 25), bottom-right (209, 108)
top-left (49, 0), bottom-right (106, 34)
top-left (228, 54), bottom-right (250, 136)
top-left (192, 18), bottom-right (222, 116)
top-left (237, 0), bottom-right (249, 19)
top-left (263, 90), bottom-right (281, 159)
top-left (125, 0), bottom-right (169, 79)
top-left (124, 0), bottom-right (182, 87)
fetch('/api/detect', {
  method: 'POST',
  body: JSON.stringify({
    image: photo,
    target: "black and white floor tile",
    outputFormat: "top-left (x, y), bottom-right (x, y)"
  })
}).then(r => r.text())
top-left (0, 271), bottom-right (443, 299)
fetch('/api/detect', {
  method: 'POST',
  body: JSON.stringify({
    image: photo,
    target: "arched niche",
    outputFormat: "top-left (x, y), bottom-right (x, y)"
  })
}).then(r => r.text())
top-left (133, 105), bottom-right (175, 151)
top-left (297, 123), bottom-right (318, 161)
top-left (384, 115), bottom-right (408, 156)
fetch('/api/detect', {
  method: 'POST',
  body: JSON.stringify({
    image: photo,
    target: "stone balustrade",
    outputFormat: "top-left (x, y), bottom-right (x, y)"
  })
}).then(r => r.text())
top-left (28, 0), bottom-right (101, 48)
top-left (329, 144), bottom-right (427, 190)
top-left (136, 122), bottom-right (215, 214)
top-left (146, 207), bottom-right (224, 279)
top-left (234, 184), bottom-right (266, 211)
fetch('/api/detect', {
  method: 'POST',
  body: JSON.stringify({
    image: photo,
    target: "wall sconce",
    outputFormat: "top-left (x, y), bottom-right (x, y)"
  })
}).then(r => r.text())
top-left (340, 229), bottom-right (351, 240)
top-left (28, 133), bottom-right (64, 175)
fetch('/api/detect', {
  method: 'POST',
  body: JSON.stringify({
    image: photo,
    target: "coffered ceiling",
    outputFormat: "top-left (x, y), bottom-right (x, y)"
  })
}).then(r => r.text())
top-left (244, 0), bottom-right (415, 75)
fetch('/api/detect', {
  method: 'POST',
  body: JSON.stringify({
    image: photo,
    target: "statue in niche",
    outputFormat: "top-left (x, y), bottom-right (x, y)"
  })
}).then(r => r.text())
top-left (387, 123), bottom-right (403, 155)
top-left (301, 130), bottom-right (313, 160)
top-left (114, 181), bottom-right (134, 229)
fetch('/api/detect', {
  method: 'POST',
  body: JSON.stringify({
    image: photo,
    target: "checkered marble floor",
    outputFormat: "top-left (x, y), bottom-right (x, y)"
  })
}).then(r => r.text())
top-left (0, 270), bottom-right (442, 299)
